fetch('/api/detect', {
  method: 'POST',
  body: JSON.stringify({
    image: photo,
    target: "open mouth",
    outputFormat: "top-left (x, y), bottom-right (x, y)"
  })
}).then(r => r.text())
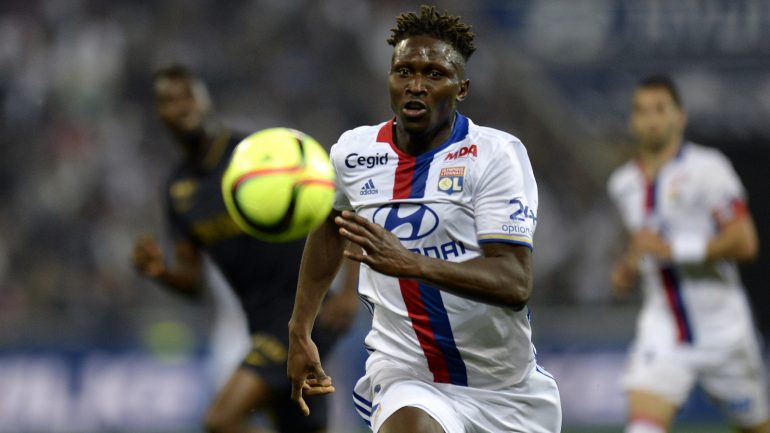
top-left (402, 100), bottom-right (427, 117)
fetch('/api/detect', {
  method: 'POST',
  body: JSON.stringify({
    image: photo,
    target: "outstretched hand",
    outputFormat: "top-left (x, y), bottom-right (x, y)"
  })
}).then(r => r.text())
top-left (132, 235), bottom-right (166, 278)
top-left (287, 334), bottom-right (335, 416)
top-left (335, 210), bottom-right (417, 278)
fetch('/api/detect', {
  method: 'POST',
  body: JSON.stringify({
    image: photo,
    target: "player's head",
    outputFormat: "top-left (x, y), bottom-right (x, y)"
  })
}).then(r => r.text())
top-left (387, 5), bottom-right (474, 137)
top-left (630, 74), bottom-right (686, 152)
top-left (153, 64), bottom-right (212, 143)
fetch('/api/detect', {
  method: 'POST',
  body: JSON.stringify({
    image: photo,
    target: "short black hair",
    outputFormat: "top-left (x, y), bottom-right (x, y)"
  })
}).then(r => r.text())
top-left (637, 74), bottom-right (682, 107)
top-left (387, 5), bottom-right (476, 61)
top-left (153, 63), bottom-right (195, 82)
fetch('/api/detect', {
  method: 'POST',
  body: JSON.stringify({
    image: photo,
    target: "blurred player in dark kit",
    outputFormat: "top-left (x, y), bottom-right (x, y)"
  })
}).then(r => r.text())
top-left (133, 64), bottom-right (359, 433)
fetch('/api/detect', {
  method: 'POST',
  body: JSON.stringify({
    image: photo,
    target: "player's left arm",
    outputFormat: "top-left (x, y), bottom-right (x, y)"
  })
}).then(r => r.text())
top-left (634, 154), bottom-right (758, 263)
top-left (632, 212), bottom-right (758, 263)
top-left (338, 211), bottom-right (531, 309)
top-left (317, 255), bottom-right (360, 332)
top-left (705, 213), bottom-right (758, 261)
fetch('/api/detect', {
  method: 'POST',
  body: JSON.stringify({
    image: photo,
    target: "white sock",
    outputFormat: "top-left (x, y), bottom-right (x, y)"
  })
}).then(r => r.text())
top-left (625, 418), bottom-right (666, 433)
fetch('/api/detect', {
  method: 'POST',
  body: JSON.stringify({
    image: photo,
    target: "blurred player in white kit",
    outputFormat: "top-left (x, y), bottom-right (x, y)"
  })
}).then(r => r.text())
top-left (287, 5), bottom-right (561, 433)
top-left (608, 74), bottom-right (770, 433)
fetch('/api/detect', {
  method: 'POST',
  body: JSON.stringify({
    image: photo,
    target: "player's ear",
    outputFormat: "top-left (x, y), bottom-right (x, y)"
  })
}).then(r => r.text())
top-left (457, 79), bottom-right (469, 102)
top-left (677, 108), bottom-right (687, 130)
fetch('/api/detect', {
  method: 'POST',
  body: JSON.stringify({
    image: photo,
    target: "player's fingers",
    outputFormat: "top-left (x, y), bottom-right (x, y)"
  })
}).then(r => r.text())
top-left (306, 375), bottom-right (333, 386)
top-left (297, 397), bottom-right (310, 416)
top-left (291, 380), bottom-right (311, 416)
top-left (339, 227), bottom-right (376, 252)
top-left (343, 249), bottom-right (367, 263)
top-left (302, 384), bottom-right (336, 396)
top-left (341, 210), bottom-right (376, 229)
top-left (335, 215), bottom-right (374, 239)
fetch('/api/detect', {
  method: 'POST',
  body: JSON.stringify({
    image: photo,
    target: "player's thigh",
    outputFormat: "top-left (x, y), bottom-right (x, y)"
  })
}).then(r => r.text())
top-left (354, 364), bottom-right (463, 433)
top-left (452, 365), bottom-right (561, 433)
top-left (379, 406), bottom-right (445, 433)
top-left (627, 389), bottom-right (679, 428)
top-left (700, 339), bottom-right (770, 430)
top-left (206, 366), bottom-right (272, 424)
top-left (621, 342), bottom-right (696, 418)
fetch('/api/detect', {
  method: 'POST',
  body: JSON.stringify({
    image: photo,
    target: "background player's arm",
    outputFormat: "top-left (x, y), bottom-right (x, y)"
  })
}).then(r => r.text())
top-left (132, 235), bottom-right (204, 298)
top-left (705, 214), bottom-right (758, 261)
top-left (337, 211), bottom-right (532, 310)
top-left (288, 210), bottom-right (347, 416)
top-left (630, 214), bottom-right (758, 264)
top-left (610, 246), bottom-right (640, 297)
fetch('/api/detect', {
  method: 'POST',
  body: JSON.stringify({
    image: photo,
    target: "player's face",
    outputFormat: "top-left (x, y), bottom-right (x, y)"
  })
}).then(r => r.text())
top-left (630, 87), bottom-right (685, 152)
top-left (389, 35), bottom-right (469, 138)
top-left (155, 77), bottom-right (209, 138)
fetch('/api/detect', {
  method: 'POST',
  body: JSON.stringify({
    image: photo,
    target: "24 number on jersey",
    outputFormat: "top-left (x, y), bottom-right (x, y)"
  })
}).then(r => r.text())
top-left (509, 198), bottom-right (537, 223)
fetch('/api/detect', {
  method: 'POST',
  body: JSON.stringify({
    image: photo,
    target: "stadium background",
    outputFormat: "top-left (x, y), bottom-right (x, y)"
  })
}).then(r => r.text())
top-left (1, 0), bottom-right (768, 432)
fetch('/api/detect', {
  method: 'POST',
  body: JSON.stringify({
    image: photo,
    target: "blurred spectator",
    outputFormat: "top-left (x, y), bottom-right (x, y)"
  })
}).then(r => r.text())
top-left (0, 0), bottom-right (767, 351)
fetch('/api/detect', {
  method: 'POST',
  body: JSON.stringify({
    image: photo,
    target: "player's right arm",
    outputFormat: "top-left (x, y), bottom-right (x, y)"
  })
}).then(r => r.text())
top-left (132, 234), bottom-right (204, 298)
top-left (606, 166), bottom-right (640, 297)
top-left (610, 246), bottom-right (640, 297)
top-left (287, 210), bottom-right (347, 416)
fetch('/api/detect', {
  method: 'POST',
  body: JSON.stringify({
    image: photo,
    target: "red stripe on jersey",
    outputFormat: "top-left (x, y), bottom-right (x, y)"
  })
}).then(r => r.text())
top-left (713, 198), bottom-right (749, 227)
top-left (732, 199), bottom-right (749, 218)
top-left (392, 156), bottom-right (415, 199)
top-left (399, 279), bottom-right (451, 383)
top-left (376, 118), bottom-right (417, 199)
top-left (376, 119), bottom-right (395, 143)
top-left (644, 181), bottom-right (656, 212)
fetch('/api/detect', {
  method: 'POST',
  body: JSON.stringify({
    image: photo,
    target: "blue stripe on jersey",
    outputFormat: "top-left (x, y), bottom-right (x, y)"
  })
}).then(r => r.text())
top-left (478, 238), bottom-right (533, 251)
top-left (418, 282), bottom-right (468, 386)
top-left (408, 151), bottom-right (433, 198)
top-left (661, 266), bottom-right (694, 343)
top-left (407, 113), bottom-right (470, 199)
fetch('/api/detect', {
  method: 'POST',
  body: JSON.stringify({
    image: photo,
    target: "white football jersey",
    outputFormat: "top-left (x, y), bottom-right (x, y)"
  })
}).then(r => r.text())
top-left (330, 113), bottom-right (539, 389)
top-left (608, 143), bottom-right (756, 348)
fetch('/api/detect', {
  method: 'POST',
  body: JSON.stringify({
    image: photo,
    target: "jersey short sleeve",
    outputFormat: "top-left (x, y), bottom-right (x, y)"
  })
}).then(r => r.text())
top-left (329, 141), bottom-right (353, 211)
top-left (702, 151), bottom-right (748, 225)
top-left (474, 139), bottom-right (538, 250)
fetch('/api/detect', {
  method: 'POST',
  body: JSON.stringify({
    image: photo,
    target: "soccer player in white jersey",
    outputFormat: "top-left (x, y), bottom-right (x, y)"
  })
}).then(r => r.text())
top-left (608, 75), bottom-right (770, 433)
top-left (287, 5), bottom-right (561, 433)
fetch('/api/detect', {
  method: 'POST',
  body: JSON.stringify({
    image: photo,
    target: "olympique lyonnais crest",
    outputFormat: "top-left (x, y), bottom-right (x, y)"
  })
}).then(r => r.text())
top-left (438, 166), bottom-right (465, 194)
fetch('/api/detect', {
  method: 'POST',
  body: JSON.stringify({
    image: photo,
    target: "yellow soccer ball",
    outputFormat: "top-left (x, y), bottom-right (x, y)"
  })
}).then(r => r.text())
top-left (221, 128), bottom-right (335, 242)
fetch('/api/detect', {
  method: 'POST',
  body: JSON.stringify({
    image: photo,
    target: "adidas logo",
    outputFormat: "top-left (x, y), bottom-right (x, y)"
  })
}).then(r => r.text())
top-left (360, 179), bottom-right (378, 196)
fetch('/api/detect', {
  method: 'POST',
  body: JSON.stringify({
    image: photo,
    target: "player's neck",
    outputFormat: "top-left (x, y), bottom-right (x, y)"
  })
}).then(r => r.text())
top-left (179, 126), bottom-right (218, 163)
top-left (638, 138), bottom-right (682, 179)
top-left (394, 116), bottom-right (454, 156)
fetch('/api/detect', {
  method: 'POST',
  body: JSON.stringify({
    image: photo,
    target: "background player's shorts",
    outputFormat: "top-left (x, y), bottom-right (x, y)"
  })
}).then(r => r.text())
top-left (621, 333), bottom-right (770, 427)
top-left (353, 356), bottom-right (561, 433)
top-left (239, 322), bottom-right (340, 433)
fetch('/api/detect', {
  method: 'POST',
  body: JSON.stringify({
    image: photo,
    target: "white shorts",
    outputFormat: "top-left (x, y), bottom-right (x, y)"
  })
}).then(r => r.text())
top-left (353, 356), bottom-right (561, 433)
top-left (621, 332), bottom-right (770, 427)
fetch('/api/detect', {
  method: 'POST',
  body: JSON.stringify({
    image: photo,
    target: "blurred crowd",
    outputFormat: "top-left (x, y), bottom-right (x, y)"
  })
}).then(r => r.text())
top-left (1, 0), bottom-right (768, 349)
